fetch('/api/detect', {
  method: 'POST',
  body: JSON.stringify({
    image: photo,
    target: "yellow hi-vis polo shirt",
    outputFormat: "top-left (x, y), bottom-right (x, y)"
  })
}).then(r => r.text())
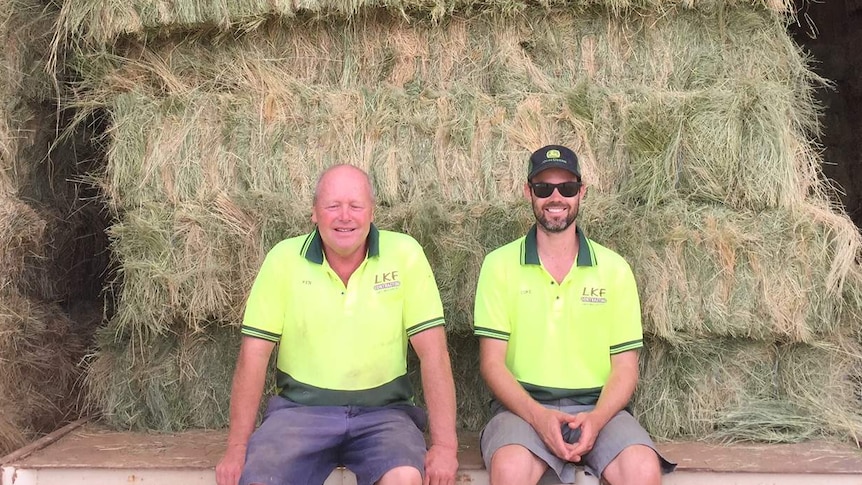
top-left (241, 224), bottom-right (445, 407)
top-left (473, 225), bottom-right (643, 404)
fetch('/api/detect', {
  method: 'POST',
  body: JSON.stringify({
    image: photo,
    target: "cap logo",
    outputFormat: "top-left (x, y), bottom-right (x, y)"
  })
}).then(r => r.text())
top-left (546, 149), bottom-right (561, 159)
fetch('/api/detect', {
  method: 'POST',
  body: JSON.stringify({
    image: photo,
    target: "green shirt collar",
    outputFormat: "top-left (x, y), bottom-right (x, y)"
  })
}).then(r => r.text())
top-left (301, 223), bottom-right (380, 264)
top-left (521, 224), bottom-right (594, 267)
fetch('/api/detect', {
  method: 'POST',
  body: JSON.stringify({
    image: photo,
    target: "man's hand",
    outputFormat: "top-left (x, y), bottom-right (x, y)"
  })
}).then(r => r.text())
top-left (215, 444), bottom-right (247, 485)
top-left (423, 443), bottom-right (458, 485)
top-left (528, 407), bottom-right (579, 462)
top-left (565, 411), bottom-right (604, 462)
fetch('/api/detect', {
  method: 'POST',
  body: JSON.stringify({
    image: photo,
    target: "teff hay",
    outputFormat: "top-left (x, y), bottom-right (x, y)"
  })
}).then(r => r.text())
top-left (408, 332), bottom-right (491, 431)
top-left (55, 0), bottom-right (796, 49)
top-left (0, 196), bottom-right (47, 288)
top-left (68, 7), bottom-right (824, 211)
top-left (0, 289), bottom-right (84, 455)
top-left (634, 337), bottom-right (777, 440)
top-left (85, 323), bottom-right (244, 431)
top-left (106, 196), bottom-right (270, 339)
top-left (580, 196), bottom-right (862, 344)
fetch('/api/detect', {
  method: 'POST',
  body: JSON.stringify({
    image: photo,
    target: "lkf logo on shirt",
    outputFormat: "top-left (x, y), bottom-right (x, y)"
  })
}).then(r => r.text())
top-left (373, 270), bottom-right (401, 291)
top-left (581, 287), bottom-right (607, 304)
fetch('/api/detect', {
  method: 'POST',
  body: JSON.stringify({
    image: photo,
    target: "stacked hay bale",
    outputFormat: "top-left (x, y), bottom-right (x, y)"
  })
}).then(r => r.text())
top-left (0, 0), bottom-right (91, 456)
top-left (56, 0), bottom-right (862, 443)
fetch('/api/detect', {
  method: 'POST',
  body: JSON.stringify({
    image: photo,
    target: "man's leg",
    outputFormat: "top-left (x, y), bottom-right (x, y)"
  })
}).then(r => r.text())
top-left (240, 397), bottom-right (343, 485)
top-left (376, 466), bottom-right (422, 485)
top-left (341, 407), bottom-right (426, 485)
top-left (571, 408), bottom-right (673, 484)
top-left (480, 410), bottom-right (576, 484)
top-left (601, 445), bottom-right (661, 485)
top-left (489, 444), bottom-right (547, 485)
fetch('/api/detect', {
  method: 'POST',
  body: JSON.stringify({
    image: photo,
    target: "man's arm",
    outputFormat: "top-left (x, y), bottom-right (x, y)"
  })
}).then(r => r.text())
top-left (215, 336), bottom-right (276, 485)
top-left (479, 337), bottom-right (579, 462)
top-left (567, 349), bottom-right (639, 459)
top-left (410, 326), bottom-right (458, 485)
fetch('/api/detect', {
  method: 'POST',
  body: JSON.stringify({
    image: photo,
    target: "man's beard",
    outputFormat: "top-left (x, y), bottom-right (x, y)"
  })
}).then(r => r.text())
top-left (534, 202), bottom-right (577, 233)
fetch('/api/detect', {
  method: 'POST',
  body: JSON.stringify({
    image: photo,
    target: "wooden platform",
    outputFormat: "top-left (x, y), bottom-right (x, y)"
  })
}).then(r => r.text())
top-left (3, 420), bottom-right (862, 485)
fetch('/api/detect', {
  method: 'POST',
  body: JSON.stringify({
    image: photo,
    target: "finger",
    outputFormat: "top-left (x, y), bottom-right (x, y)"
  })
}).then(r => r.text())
top-left (569, 428), bottom-right (594, 457)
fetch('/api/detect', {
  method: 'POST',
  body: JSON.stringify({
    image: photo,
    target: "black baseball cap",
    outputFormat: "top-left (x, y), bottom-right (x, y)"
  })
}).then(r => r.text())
top-left (528, 145), bottom-right (581, 181)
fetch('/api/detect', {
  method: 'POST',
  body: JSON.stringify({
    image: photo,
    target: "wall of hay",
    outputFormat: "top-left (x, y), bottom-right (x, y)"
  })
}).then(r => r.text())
top-left (53, 0), bottom-right (862, 443)
top-left (0, 0), bottom-right (111, 456)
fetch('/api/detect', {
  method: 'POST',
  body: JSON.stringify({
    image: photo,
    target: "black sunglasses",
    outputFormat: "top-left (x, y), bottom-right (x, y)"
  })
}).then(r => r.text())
top-left (530, 181), bottom-right (582, 198)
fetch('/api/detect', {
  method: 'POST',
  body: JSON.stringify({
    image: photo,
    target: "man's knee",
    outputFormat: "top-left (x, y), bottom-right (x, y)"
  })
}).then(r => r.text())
top-left (376, 465), bottom-right (421, 485)
top-left (602, 444), bottom-right (661, 485)
top-left (489, 445), bottom-right (547, 485)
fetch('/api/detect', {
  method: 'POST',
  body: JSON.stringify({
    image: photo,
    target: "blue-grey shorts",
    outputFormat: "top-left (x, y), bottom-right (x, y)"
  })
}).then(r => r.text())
top-left (240, 395), bottom-right (427, 485)
top-left (480, 401), bottom-right (675, 483)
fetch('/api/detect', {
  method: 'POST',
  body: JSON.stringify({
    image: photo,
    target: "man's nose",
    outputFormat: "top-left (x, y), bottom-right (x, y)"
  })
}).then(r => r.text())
top-left (337, 206), bottom-right (350, 220)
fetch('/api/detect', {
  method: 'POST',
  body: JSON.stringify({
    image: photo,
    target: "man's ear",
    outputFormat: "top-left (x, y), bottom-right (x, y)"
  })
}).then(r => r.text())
top-left (523, 182), bottom-right (532, 200)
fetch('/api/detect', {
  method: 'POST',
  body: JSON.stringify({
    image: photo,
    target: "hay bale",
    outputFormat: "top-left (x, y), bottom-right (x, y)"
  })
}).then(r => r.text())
top-left (100, 190), bottom-right (862, 341)
top-left (1, 0), bottom-right (59, 182)
top-left (55, 0), bottom-right (795, 49)
top-left (0, 195), bottom-right (47, 288)
top-left (86, 323), bottom-right (267, 431)
top-left (634, 337), bottom-right (777, 440)
top-left (66, 8), bottom-right (823, 211)
top-left (776, 340), bottom-right (862, 445)
top-left (634, 336), bottom-right (862, 442)
top-left (409, 332), bottom-right (491, 431)
top-left (0, 289), bottom-right (84, 455)
top-left (105, 196), bottom-right (282, 339)
top-left (580, 197), bottom-right (862, 343)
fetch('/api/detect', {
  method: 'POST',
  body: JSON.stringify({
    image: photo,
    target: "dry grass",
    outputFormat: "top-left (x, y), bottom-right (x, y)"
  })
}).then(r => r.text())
top-left (44, 0), bottom-right (862, 444)
top-left (53, 0), bottom-right (796, 50)
top-left (62, 8), bottom-right (825, 214)
top-left (580, 196), bottom-right (862, 343)
top-left (0, 289), bottom-right (85, 455)
top-left (635, 335), bottom-right (862, 442)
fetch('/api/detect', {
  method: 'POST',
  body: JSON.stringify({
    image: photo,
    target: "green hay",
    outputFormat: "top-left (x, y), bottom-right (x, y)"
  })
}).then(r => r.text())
top-left (86, 323), bottom-right (243, 431)
top-left (54, 0), bottom-right (794, 49)
top-left (0, 195), bottom-right (47, 287)
top-left (106, 196), bottom-right (275, 340)
top-left (67, 8), bottom-right (824, 212)
top-left (634, 336), bottom-right (862, 442)
top-left (388, 201), bottom-right (534, 333)
top-left (0, 0), bottom-right (58, 178)
top-left (777, 340), bottom-right (862, 445)
top-left (102, 191), bottom-right (862, 341)
top-left (408, 332), bottom-right (491, 431)
top-left (580, 197), bottom-right (862, 343)
top-left (0, 0), bottom-right (57, 102)
top-left (0, 289), bottom-right (84, 455)
top-left (634, 338), bottom-right (776, 439)
top-left (710, 400), bottom-right (823, 443)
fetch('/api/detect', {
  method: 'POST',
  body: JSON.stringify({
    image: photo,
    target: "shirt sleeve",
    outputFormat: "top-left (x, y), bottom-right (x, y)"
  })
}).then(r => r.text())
top-left (402, 239), bottom-right (446, 337)
top-left (608, 260), bottom-right (644, 354)
top-left (473, 253), bottom-right (511, 341)
top-left (240, 245), bottom-right (288, 342)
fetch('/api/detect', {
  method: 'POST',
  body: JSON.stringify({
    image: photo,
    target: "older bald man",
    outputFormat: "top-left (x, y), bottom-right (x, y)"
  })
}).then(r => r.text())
top-left (217, 165), bottom-right (458, 485)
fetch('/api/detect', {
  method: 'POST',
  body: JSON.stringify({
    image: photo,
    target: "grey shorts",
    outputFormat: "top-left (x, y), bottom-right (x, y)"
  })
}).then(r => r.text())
top-left (240, 395), bottom-right (427, 485)
top-left (480, 402), bottom-right (675, 483)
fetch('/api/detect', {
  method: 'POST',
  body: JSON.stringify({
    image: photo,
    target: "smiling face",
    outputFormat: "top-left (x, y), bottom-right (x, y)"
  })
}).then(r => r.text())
top-left (311, 165), bottom-right (375, 260)
top-left (525, 167), bottom-right (584, 234)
